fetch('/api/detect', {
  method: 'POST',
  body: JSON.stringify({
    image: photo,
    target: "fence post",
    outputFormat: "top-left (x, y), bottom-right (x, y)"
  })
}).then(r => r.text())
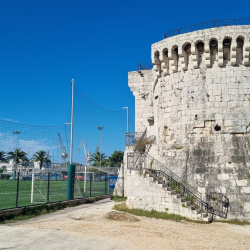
top-left (122, 162), bottom-right (125, 197)
top-left (105, 174), bottom-right (107, 194)
top-left (47, 172), bottom-right (50, 203)
top-left (90, 173), bottom-right (92, 197)
top-left (67, 164), bottom-right (75, 200)
top-left (16, 171), bottom-right (20, 208)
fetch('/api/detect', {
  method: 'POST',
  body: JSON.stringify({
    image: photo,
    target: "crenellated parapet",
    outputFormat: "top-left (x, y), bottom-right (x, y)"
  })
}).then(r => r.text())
top-left (151, 25), bottom-right (250, 77)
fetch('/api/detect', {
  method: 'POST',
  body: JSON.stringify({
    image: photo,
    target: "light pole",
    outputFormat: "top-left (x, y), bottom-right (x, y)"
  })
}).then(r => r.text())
top-left (123, 107), bottom-right (129, 133)
top-left (97, 127), bottom-right (104, 167)
top-left (13, 131), bottom-right (21, 180)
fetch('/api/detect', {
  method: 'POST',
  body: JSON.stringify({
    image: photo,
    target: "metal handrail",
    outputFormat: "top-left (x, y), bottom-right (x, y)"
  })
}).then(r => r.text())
top-left (138, 62), bottom-right (153, 71)
top-left (163, 18), bottom-right (250, 39)
top-left (128, 151), bottom-right (229, 218)
top-left (145, 169), bottom-right (215, 216)
top-left (143, 153), bottom-right (202, 200)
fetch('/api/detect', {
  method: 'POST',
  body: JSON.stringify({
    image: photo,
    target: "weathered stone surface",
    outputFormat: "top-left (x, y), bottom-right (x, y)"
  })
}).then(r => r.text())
top-left (115, 25), bottom-right (250, 221)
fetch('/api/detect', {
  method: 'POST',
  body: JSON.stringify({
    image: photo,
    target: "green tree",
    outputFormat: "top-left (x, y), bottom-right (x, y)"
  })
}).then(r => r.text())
top-left (7, 148), bottom-right (28, 165)
top-left (31, 150), bottom-right (51, 170)
top-left (89, 146), bottom-right (107, 166)
top-left (0, 151), bottom-right (6, 163)
top-left (108, 150), bottom-right (124, 168)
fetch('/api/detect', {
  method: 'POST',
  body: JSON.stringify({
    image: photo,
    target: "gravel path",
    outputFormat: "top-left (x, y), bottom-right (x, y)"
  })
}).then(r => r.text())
top-left (1, 199), bottom-right (250, 250)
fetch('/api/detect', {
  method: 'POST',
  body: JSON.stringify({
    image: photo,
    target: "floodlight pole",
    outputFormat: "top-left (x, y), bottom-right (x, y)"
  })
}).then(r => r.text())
top-left (13, 131), bottom-right (21, 180)
top-left (70, 79), bottom-right (74, 164)
top-left (66, 79), bottom-right (76, 200)
top-left (123, 107), bottom-right (129, 133)
top-left (97, 127), bottom-right (104, 167)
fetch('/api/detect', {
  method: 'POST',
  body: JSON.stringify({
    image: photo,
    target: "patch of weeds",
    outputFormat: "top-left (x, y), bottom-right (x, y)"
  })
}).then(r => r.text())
top-left (182, 204), bottom-right (188, 208)
top-left (165, 208), bottom-right (169, 211)
top-left (150, 159), bottom-right (154, 169)
top-left (113, 203), bottom-right (207, 224)
top-left (247, 172), bottom-right (250, 179)
top-left (140, 93), bottom-right (149, 100)
top-left (138, 169), bottom-right (143, 176)
top-left (110, 196), bottom-right (127, 202)
top-left (228, 162), bottom-right (232, 164)
top-left (0, 202), bottom-right (67, 224)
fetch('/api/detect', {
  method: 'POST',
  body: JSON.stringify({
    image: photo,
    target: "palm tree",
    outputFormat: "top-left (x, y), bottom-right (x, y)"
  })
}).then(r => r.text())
top-left (31, 150), bottom-right (51, 170)
top-left (0, 151), bottom-right (6, 162)
top-left (89, 146), bottom-right (107, 165)
top-left (7, 148), bottom-right (28, 165)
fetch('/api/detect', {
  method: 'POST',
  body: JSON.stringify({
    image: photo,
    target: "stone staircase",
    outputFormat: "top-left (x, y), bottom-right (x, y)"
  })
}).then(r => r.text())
top-left (126, 168), bottom-right (210, 222)
top-left (124, 129), bottom-right (228, 222)
top-left (145, 170), bottom-right (210, 221)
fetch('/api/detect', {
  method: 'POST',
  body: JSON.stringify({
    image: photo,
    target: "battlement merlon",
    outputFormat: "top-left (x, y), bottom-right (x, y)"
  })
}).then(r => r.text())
top-left (151, 25), bottom-right (250, 77)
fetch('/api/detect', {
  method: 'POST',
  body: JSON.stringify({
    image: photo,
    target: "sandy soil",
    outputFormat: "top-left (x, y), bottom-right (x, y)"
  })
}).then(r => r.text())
top-left (13, 199), bottom-right (250, 250)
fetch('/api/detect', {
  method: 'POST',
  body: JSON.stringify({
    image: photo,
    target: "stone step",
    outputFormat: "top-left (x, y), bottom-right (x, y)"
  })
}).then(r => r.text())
top-left (201, 213), bottom-right (208, 218)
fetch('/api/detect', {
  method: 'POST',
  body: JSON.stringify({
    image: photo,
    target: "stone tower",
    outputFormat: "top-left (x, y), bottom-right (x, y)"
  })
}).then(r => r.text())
top-left (128, 23), bottom-right (250, 220)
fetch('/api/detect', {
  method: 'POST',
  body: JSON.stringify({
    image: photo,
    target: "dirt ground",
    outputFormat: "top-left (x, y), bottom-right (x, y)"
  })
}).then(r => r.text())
top-left (12, 199), bottom-right (250, 250)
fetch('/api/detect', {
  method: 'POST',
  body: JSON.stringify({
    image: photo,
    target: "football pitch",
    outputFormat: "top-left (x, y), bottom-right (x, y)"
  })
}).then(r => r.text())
top-left (0, 179), bottom-right (113, 210)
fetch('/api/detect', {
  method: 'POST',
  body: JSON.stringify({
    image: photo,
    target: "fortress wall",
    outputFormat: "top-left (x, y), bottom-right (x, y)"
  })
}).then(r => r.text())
top-left (128, 25), bottom-right (250, 220)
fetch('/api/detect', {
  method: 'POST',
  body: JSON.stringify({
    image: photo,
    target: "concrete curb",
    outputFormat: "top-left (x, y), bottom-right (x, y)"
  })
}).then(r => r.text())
top-left (0, 194), bottom-right (112, 218)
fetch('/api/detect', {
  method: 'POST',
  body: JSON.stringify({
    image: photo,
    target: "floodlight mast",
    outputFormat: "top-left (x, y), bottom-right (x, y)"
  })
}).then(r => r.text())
top-left (65, 79), bottom-right (74, 165)
top-left (70, 79), bottom-right (74, 164)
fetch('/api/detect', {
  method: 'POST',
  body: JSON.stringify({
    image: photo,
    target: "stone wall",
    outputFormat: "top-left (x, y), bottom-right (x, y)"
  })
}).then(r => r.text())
top-left (128, 25), bottom-right (250, 221)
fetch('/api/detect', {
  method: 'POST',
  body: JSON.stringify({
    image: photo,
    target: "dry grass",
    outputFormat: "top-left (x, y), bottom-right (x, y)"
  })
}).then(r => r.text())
top-left (113, 203), bottom-right (207, 224)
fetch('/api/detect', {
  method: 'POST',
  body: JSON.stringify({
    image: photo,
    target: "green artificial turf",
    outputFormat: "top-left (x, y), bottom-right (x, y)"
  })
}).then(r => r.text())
top-left (0, 179), bottom-right (113, 210)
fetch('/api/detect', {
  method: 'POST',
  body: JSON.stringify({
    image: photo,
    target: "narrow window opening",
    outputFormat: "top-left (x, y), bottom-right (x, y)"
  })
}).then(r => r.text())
top-left (184, 44), bottom-right (191, 70)
top-left (236, 37), bottom-right (244, 65)
top-left (172, 46), bottom-right (179, 72)
top-left (164, 49), bottom-right (168, 57)
top-left (223, 39), bottom-right (231, 65)
top-left (196, 42), bottom-right (204, 67)
top-left (210, 39), bottom-right (218, 66)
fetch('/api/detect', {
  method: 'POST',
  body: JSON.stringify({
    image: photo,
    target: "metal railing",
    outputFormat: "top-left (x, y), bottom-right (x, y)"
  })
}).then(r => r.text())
top-left (125, 132), bottom-right (144, 146)
top-left (163, 18), bottom-right (250, 39)
top-left (127, 151), bottom-right (229, 218)
top-left (143, 153), bottom-right (202, 200)
top-left (138, 62), bottom-right (153, 71)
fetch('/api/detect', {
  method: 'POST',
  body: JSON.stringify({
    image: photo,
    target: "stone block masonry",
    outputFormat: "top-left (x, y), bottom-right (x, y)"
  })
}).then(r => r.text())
top-left (125, 25), bottom-right (250, 221)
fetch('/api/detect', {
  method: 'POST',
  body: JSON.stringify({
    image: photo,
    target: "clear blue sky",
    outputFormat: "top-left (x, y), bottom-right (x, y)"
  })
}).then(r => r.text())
top-left (0, 0), bottom-right (249, 162)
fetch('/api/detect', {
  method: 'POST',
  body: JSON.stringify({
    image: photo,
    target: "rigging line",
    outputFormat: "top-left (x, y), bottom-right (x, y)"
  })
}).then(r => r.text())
top-left (74, 85), bottom-right (125, 113)
top-left (0, 119), bottom-right (65, 128)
